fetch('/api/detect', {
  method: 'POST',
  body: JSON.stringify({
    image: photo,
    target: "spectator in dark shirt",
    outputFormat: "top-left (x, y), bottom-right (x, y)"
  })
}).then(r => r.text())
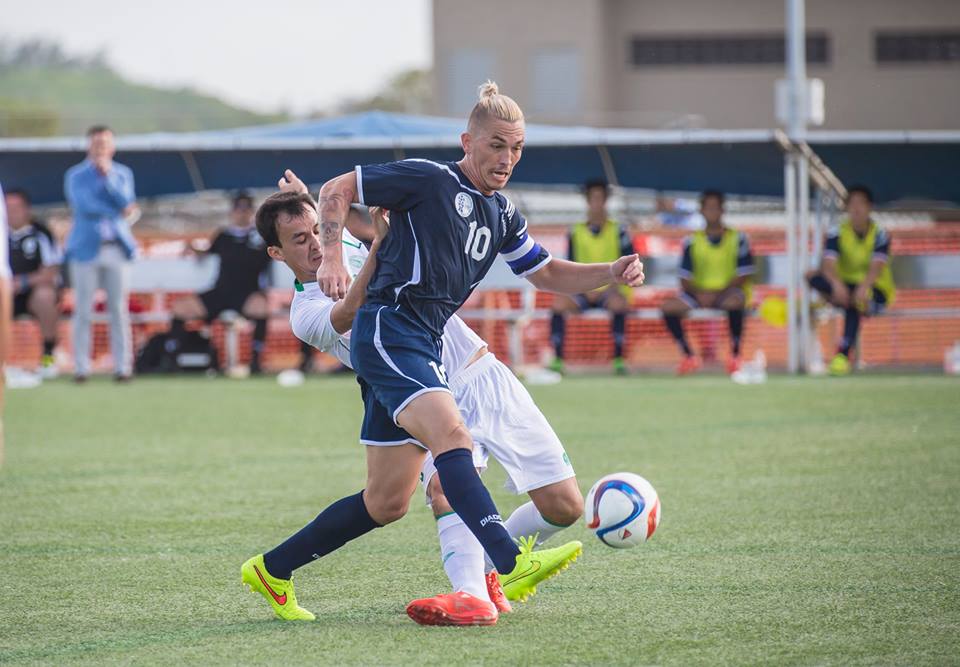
top-left (5, 188), bottom-right (61, 377)
top-left (169, 192), bottom-right (273, 374)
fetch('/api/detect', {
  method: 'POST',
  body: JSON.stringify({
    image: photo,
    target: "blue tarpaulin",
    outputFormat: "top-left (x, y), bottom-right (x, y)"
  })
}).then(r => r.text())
top-left (1, 111), bottom-right (958, 205)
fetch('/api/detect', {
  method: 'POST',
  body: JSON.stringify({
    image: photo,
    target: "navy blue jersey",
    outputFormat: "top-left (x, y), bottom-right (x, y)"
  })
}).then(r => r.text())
top-left (356, 159), bottom-right (551, 337)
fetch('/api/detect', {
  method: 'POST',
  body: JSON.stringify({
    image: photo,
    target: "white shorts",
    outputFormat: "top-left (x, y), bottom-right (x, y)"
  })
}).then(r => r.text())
top-left (421, 352), bottom-right (575, 502)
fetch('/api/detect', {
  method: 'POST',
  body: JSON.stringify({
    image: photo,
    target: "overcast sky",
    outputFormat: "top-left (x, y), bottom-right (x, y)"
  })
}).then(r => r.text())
top-left (1, 0), bottom-right (432, 115)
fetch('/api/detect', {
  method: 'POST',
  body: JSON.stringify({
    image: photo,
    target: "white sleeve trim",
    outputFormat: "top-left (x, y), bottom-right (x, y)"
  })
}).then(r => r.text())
top-left (500, 235), bottom-right (534, 261)
top-left (736, 266), bottom-right (756, 276)
top-left (871, 252), bottom-right (889, 262)
top-left (355, 165), bottom-right (365, 206)
top-left (822, 250), bottom-right (839, 259)
top-left (37, 233), bottom-right (59, 266)
top-left (677, 268), bottom-right (693, 279)
top-left (517, 253), bottom-right (553, 278)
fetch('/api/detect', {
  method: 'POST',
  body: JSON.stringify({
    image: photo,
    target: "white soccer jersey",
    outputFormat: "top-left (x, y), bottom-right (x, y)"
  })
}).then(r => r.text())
top-left (288, 229), bottom-right (486, 376)
top-left (0, 183), bottom-right (10, 279)
top-left (290, 227), bottom-right (574, 495)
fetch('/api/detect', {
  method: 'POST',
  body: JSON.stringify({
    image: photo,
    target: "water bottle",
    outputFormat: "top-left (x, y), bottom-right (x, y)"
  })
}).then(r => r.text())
top-left (945, 342), bottom-right (960, 375)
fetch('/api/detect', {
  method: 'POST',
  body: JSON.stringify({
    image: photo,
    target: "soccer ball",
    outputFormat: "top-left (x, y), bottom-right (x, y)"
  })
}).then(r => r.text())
top-left (584, 472), bottom-right (661, 548)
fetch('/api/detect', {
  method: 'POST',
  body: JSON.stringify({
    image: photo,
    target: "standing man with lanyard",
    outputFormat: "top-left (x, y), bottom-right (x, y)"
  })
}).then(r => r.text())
top-left (64, 125), bottom-right (139, 382)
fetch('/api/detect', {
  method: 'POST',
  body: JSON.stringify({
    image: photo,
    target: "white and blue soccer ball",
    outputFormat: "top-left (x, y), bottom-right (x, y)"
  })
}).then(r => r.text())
top-left (584, 472), bottom-right (661, 548)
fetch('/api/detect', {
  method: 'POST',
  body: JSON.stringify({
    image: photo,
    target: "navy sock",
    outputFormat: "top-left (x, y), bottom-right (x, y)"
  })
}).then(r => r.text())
top-left (664, 314), bottom-right (692, 356)
top-left (170, 317), bottom-right (185, 337)
top-left (728, 310), bottom-right (744, 356)
top-left (839, 308), bottom-right (860, 356)
top-left (550, 313), bottom-right (566, 359)
top-left (612, 313), bottom-right (626, 358)
top-left (433, 448), bottom-right (520, 573)
top-left (253, 318), bottom-right (267, 347)
top-left (263, 490), bottom-right (380, 580)
top-left (43, 339), bottom-right (55, 356)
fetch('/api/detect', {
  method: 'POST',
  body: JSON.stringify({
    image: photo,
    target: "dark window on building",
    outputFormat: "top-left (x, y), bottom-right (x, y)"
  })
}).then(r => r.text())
top-left (630, 33), bottom-right (829, 66)
top-left (875, 32), bottom-right (960, 63)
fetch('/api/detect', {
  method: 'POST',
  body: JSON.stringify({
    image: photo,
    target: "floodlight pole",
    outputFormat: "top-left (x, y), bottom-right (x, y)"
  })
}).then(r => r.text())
top-left (784, 0), bottom-right (807, 374)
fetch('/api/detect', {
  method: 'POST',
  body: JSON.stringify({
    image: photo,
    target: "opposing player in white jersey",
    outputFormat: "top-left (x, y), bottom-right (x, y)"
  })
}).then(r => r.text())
top-left (251, 174), bottom-right (582, 625)
top-left (0, 183), bottom-right (12, 468)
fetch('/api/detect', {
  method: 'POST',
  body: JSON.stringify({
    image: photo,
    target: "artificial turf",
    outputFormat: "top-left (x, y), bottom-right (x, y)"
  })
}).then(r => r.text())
top-left (2, 373), bottom-right (958, 665)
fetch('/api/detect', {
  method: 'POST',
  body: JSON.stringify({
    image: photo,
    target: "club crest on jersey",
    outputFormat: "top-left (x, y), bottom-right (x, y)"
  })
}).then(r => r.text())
top-left (21, 237), bottom-right (38, 258)
top-left (455, 192), bottom-right (474, 218)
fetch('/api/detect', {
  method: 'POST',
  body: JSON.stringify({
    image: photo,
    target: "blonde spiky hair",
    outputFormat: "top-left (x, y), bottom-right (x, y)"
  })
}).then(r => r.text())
top-left (467, 80), bottom-right (524, 131)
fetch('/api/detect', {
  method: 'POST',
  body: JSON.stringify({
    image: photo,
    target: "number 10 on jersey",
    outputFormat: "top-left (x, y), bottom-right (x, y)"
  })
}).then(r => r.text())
top-left (464, 221), bottom-right (492, 261)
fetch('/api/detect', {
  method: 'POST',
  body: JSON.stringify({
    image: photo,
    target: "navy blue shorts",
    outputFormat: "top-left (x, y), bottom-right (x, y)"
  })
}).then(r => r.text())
top-left (351, 303), bottom-right (452, 444)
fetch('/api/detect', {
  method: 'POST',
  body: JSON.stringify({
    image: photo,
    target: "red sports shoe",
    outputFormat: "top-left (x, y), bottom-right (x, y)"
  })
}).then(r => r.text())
top-left (405, 592), bottom-right (498, 626)
top-left (676, 355), bottom-right (701, 376)
top-left (726, 356), bottom-right (742, 375)
top-left (485, 570), bottom-right (512, 613)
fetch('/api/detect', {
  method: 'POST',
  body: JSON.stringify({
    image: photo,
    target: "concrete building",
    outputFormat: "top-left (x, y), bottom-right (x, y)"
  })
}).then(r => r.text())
top-left (431, 0), bottom-right (960, 129)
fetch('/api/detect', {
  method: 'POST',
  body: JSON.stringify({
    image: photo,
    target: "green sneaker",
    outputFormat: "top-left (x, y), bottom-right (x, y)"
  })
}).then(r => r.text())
top-left (828, 353), bottom-right (851, 376)
top-left (612, 357), bottom-right (627, 375)
top-left (498, 535), bottom-right (582, 603)
top-left (241, 554), bottom-right (315, 621)
top-left (548, 358), bottom-right (565, 374)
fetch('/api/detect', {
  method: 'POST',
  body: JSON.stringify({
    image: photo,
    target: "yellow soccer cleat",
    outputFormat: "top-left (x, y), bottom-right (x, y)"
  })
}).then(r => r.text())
top-left (829, 353), bottom-right (851, 376)
top-left (241, 554), bottom-right (315, 621)
top-left (498, 535), bottom-right (582, 603)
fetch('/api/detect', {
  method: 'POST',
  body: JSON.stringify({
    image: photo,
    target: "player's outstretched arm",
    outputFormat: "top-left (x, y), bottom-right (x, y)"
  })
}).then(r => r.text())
top-left (316, 171), bottom-right (361, 301)
top-left (526, 254), bottom-right (644, 294)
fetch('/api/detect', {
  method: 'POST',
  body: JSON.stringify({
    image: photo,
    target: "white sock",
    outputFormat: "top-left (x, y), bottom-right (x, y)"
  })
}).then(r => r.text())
top-left (436, 513), bottom-right (490, 601)
top-left (484, 501), bottom-right (569, 573)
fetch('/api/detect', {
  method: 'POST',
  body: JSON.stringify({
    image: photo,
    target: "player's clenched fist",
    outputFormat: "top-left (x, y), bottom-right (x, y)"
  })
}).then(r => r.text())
top-left (369, 207), bottom-right (391, 243)
top-left (278, 169), bottom-right (309, 195)
top-left (611, 254), bottom-right (645, 287)
top-left (317, 259), bottom-right (352, 301)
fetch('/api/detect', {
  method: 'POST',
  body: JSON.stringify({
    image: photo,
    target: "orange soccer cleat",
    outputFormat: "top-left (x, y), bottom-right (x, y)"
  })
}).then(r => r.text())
top-left (725, 356), bottom-right (742, 375)
top-left (405, 591), bottom-right (498, 627)
top-left (485, 570), bottom-right (512, 613)
top-left (676, 355), bottom-right (701, 376)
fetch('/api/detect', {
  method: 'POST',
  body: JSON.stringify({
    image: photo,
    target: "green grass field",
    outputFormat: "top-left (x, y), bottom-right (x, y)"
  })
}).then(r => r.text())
top-left (2, 374), bottom-right (959, 666)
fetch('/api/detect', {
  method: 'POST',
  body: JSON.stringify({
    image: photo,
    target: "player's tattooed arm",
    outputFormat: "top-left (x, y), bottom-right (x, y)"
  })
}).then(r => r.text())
top-left (315, 171), bottom-right (360, 301)
top-left (328, 219), bottom-right (383, 334)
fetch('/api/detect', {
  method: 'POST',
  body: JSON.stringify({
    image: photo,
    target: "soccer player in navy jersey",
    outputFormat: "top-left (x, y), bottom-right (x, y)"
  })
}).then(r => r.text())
top-left (241, 83), bottom-right (643, 621)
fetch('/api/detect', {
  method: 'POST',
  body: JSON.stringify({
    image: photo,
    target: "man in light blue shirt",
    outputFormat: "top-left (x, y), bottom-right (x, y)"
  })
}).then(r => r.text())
top-left (64, 125), bottom-right (139, 382)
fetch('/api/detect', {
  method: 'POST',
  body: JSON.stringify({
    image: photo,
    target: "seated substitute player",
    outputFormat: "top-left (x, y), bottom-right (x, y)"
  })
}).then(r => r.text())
top-left (246, 82), bottom-right (644, 623)
top-left (5, 188), bottom-right (62, 377)
top-left (169, 192), bottom-right (278, 374)
top-left (243, 182), bottom-right (583, 626)
top-left (549, 179), bottom-right (634, 375)
top-left (661, 190), bottom-right (755, 375)
top-left (806, 185), bottom-right (895, 376)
